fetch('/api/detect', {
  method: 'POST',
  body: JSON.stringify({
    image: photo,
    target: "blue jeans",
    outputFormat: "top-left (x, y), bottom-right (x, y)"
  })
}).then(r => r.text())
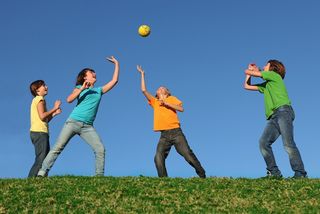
top-left (155, 128), bottom-right (206, 178)
top-left (259, 105), bottom-right (307, 177)
top-left (38, 119), bottom-right (105, 176)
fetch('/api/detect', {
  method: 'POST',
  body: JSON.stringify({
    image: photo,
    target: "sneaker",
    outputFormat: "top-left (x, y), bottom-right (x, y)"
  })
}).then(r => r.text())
top-left (260, 170), bottom-right (283, 179)
top-left (291, 174), bottom-right (308, 179)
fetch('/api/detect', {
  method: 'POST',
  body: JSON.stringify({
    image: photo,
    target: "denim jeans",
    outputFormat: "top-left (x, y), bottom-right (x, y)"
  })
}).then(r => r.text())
top-left (38, 119), bottom-right (105, 176)
top-left (259, 105), bottom-right (307, 177)
top-left (28, 132), bottom-right (50, 177)
top-left (154, 128), bottom-right (206, 178)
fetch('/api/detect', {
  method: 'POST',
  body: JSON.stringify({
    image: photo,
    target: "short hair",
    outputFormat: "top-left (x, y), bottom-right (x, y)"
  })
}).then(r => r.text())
top-left (268, 59), bottom-right (286, 79)
top-left (30, 80), bottom-right (45, 97)
top-left (76, 68), bottom-right (95, 86)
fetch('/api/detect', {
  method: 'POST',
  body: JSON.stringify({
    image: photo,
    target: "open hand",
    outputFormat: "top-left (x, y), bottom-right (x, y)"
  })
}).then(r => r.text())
top-left (137, 65), bottom-right (144, 75)
top-left (107, 56), bottom-right (118, 64)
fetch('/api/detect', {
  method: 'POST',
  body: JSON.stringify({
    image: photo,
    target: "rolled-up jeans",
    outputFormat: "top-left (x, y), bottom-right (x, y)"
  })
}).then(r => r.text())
top-left (38, 119), bottom-right (105, 176)
top-left (259, 105), bottom-right (307, 177)
top-left (154, 128), bottom-right (206, 178)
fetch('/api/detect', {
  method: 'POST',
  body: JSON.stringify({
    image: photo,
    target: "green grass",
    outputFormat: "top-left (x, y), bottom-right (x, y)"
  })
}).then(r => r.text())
top-left (1, 176), bottom-right (320, 213)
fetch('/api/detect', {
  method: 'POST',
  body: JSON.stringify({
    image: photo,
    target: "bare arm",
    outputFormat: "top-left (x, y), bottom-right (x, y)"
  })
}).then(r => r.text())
top-left (37, 100), bottom-right (61, 122)
top-left (161, 101), bottom-right (184, 112)
top-left (66, 81), bottom-right (89, 103)
top-left (243, 74), bottom-right (259, 91)
top-left (102, 56), bottom-right (120, 94)
top-left (137, 65), bottom-right (154, 101)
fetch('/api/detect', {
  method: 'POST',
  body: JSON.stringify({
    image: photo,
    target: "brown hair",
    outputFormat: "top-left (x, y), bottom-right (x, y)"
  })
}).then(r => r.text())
top-left (76, 68), bottom-right (95, 85)
top-left (30, 80), bottom-right (45, 97)
top-left (268, 59), bottom-right (286, 79)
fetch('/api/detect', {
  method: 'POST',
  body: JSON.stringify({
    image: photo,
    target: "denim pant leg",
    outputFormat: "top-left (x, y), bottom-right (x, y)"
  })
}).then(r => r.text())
top-left (28, 132), bottom-right (50, 177)
top-left (38, 120), bottom-right (77, 176)
top-left (154, 135), bottom-right (172, 177)
top-left (278, 108), bottom-right (307, 176)
top-left (80, 124), bottom-right (105, 176)
top-left (173, 130), bottom-right (206, 178)
top-left (259, 120), bottom-right (282, 175)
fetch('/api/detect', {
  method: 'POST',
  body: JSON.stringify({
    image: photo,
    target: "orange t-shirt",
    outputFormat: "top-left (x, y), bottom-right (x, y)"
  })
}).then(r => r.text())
top-left (149, 96), bottom-right (182, 131)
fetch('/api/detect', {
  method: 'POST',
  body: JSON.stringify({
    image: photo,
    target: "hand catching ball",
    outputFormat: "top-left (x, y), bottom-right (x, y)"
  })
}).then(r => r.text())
top-left (138, 25), bottom-right (151, 37)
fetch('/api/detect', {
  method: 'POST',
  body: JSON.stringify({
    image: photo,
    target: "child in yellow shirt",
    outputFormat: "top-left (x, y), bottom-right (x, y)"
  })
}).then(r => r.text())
top-left (29, 80), bottom-right (61, 177)
top-left (137, 65), bottom-right (206, 178)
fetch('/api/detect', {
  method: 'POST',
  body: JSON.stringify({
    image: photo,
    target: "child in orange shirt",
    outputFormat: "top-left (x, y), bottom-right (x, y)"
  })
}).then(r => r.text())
top-left (137, 65), bottom-right (206, 178)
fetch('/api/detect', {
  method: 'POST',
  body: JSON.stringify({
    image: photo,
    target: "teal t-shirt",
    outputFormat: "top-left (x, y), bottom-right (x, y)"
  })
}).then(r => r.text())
top-left (69, 86), bottom-right (103, 125)
top-left (257, 71), bottom-right (291, 119)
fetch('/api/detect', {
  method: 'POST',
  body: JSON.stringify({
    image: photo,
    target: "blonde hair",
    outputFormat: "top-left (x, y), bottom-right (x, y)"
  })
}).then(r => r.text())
top-left (155, 86), bottom-right (171, 98)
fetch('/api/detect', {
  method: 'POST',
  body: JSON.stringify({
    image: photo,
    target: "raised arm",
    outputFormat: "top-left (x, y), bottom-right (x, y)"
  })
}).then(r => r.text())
top-left (243, 74), bottom-right (259, 91)
top-left (102, 56), bottom-right (120, 94)
top-left (37, 99), bottom-right (61, 122)
top-left (137, 65), bottom-right (154, 101)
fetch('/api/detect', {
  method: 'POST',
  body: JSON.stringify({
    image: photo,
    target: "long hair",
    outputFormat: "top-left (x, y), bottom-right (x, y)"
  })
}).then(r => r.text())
top-left (76, 68), bottom-right (95, 86)
top-left (268, 59), bottom-right (286, 79)
top-left (30, 80), bottom-right (45, 97)
top-left (155, 86), bottom-right (171, 98)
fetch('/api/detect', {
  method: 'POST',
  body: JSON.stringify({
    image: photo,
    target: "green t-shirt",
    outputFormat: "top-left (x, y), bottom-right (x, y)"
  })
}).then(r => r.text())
top-left (257, 71), bottom-right (291, 119)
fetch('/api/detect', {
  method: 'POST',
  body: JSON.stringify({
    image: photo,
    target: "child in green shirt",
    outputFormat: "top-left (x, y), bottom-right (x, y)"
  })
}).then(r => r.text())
top-left (244, 60), bottom-right (307, 178)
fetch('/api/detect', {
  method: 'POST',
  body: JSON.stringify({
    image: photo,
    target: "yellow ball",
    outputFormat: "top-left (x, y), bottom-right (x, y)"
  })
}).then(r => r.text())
top-left (138, 25), bottom-right (151, 37)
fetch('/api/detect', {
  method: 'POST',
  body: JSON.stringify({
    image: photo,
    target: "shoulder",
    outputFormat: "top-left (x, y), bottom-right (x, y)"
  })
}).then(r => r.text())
top-left (261, 71), bottom-right (281, 80)
top-left (34, 96), bottom-right (45, 102)
top-left (167, 96), bottom-right (182, 104)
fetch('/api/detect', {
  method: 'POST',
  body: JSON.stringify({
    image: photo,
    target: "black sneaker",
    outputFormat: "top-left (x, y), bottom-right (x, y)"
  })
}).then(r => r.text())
top-left (260, 170), bottom-right (283, 179)
top-left (291, 174), bottom-right (308, 179)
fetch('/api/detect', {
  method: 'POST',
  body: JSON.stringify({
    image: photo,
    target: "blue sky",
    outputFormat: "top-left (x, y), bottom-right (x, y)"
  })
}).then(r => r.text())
top-left (1, 0), bottom-right (320, 178)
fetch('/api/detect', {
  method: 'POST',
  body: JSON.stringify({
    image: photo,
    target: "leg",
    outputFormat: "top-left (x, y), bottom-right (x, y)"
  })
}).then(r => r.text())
top-left (278, 108), bottom-right (307, 177)
top-left (80, 124), bottom-right (105, 176)
top-left (28, 132), bottom-right (50, 177)
top-left (173, 130), bottom-right (206, 178)
top-left (259, 119), bottom-right (282, 176)
top-left (38, 120), bottom-right (77, 176)
top-left (154, 135), bottom-right (172, 177)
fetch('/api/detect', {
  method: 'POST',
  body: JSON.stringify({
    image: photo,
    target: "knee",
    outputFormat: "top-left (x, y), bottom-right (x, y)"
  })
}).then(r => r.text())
top-left (96, 144), bottom-right (105, 156)
top-left (154, 152), bottom-right (163, 164)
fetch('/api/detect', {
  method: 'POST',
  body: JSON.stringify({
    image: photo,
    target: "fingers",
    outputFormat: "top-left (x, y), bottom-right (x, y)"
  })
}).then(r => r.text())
top-left (137, 65), bottom-right (144, 73)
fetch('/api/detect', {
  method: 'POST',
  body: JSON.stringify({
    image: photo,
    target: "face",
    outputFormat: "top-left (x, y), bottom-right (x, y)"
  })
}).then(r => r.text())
top-left (156, 86), bottom-right (168, 98)
top-left (36, 84), bottom-right (48, 96)
top-left (84, 71), bottom-right (96, 86)
top-left (263, 63), bottom-right (271, 71)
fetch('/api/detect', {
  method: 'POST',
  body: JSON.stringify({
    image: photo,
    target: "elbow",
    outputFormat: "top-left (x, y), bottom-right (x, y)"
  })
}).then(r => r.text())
top-left (39, 115), bottom-right (46, 122)
top-left (66, 98), bottom-right (73, 103)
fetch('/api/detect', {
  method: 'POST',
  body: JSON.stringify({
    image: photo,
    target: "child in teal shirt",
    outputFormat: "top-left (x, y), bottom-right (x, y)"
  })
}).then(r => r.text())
top-left (244, 60), bottom-right (307, 178)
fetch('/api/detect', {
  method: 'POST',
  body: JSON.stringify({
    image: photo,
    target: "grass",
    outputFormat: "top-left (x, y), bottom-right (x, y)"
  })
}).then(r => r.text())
top-left (1, 176), bottom-right (320, 213)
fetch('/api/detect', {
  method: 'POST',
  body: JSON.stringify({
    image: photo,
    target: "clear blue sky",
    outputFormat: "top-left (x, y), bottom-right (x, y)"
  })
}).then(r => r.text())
top-left (1, 0), bottom-right (320, 178)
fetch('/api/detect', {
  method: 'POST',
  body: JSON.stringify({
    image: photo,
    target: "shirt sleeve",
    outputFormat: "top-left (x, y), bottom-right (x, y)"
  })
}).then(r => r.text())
top-left (148, 97), bottom-right (156, 107)
top-left (167, 96), bottom-right (182, 106)
top-left (261, 71), bottom-right (277, 81)
top-left (35, 96), bottom-right (44, 104)
top-left (256, 82), bottom-right (267, 93)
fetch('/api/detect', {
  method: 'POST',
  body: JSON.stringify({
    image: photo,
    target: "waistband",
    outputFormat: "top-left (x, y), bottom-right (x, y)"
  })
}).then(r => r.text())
top-left (160, 127), bottom-right (181, 133)
top-left (274, 105), bottom-right (292, 112)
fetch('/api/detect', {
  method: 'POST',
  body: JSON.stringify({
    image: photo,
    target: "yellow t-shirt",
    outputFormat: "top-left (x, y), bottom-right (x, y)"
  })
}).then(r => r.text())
top-left (30, 96), bottom-right (48, 133)
top-left (149, 96), bottom-right (182, 131)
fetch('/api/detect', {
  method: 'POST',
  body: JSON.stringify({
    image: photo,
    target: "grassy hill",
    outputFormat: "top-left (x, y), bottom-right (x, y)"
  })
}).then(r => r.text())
top-left (1, 176), bottom-right (320, 213)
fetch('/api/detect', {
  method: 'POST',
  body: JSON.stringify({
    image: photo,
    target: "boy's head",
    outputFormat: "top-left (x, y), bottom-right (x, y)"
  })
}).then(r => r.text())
top-left (76, 68), bottom-right (96, 86)
top-left (30, 80), bottom-right (47, 97)
top-left (266, 59), bottom-right (286, 79)
top-left (155, 86), bottom-right (171, 99)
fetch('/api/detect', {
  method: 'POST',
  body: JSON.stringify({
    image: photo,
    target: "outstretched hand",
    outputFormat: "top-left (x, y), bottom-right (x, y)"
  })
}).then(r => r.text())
top-left (107, 56), bottom-right (118, 64)
top-left (137, 65), bottom-right (144, 75)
